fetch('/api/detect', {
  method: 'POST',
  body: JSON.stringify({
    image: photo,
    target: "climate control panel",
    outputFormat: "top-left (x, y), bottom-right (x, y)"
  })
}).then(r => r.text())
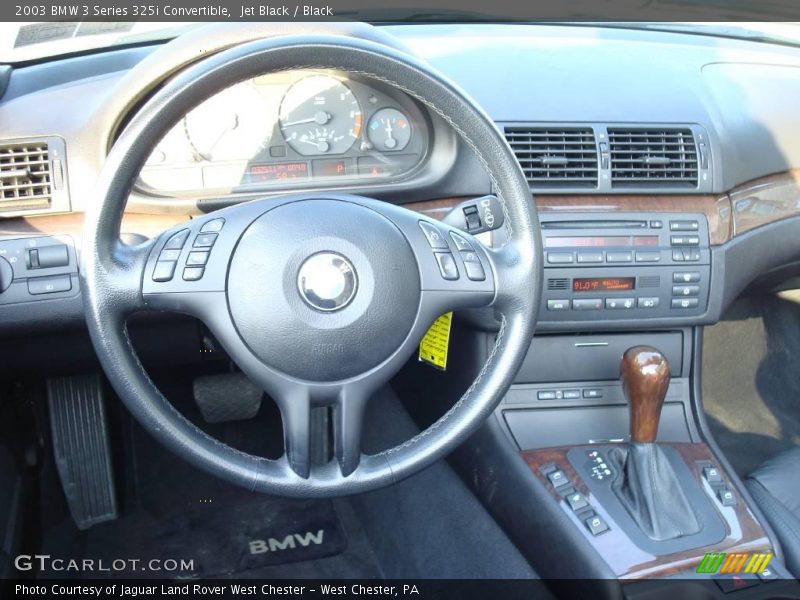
top-left (539, 212), bottom-right (711, 322)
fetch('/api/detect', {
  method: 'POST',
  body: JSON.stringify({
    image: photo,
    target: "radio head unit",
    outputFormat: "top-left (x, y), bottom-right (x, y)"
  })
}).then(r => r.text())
top-left (539, 212), bottom-right (711, 322)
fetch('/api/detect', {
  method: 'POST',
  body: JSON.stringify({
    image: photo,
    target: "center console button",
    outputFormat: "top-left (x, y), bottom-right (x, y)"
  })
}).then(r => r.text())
top-left (547, 299), bottom-right (570, 311)
top-left (572, 298), bottom-right (602, 311)
top-left (671, 235), bottom-right (700, 246)
top-left (547, 252), bottom-right (574, 264)
top-left (635, 251), bottom-right (661, 263)
top-left (606, 251), bottom-right (633, 263)
top-left (583, 389), bottom-right (603, 399)
top-left (605, 298), bottom-right (635, 310)
top-left (673, 271), bottom-right (701, 283)
top-left (637, 297), bottom-right (660, 309)
top-left (717, 487), bottom-right (736, 506)
top-left (671, 298), bottom-right (699, 309)
top-left (670, 220), bottom-right (700, 232)
top-left (577, 252), bottom-right (603, 264)
top-left (672, 284), bottom-right (700, 297)
top-left (563, 389), bottom-right (581, 400)
top-left (537, 390), bottom-right (559, 401)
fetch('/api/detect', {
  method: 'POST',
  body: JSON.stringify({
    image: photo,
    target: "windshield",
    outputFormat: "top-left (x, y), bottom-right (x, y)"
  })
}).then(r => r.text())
top-left (1, 21), bottom-right (800, 64)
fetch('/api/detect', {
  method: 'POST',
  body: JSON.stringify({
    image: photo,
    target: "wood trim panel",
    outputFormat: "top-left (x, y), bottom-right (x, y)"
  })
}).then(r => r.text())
top-left (521, 443), bottom-right (771, 580)
top-left (729, 169), bottom-right (800, 237)
top-left (0, 212), bottom-right (191, 241)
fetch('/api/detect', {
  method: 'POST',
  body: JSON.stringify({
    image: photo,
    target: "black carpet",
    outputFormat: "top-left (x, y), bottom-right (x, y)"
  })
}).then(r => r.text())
top-left (38, 369), bottom-right (538, 581)
top-left (702, 293), bottom-right (800, 476)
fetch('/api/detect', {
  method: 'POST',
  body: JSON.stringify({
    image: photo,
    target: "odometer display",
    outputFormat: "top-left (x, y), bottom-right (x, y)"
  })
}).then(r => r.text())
top-left (249, 162), bottom-right (308, 182)
top-left (573, 277), bottom-right (636, 292)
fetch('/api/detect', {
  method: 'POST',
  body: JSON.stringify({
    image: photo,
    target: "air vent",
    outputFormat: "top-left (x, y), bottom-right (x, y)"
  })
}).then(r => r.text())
top-left (609, 128), bottom-right (698, 188)
top-left (0, 142), bottom-right (51, 212)
top-left (547, 278), bottom-right (570, 291)
top-left (504, 127), bottom-right (598, 188)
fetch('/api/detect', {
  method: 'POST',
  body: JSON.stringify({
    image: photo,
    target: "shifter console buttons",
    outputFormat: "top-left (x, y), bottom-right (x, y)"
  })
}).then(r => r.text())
top-left (547, 469), bottom-right (569, 489)
top-left (566, 490), bottom-right (589, 512)
top-left (703, 466), bottom-right (723, 484)
top-left (200, 218), bottom-right (225, 233)
top-left (419, 221), bottom-right (448, 249)
top-left (717, 487), bottom-right (736, 506)
top-left (434, 252), bottom-right (459, 280)
top-left (584, 514), bottom-right (609, 536)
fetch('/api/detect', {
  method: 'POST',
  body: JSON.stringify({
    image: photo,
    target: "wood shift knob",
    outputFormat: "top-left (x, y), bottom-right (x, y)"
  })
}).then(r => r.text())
top-left (621, 346), bottom-right (670, 443)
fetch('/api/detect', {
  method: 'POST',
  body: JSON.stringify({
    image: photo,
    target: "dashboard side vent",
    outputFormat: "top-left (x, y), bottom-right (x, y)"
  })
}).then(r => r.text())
top-left (547, 278), bottom-right (570, 291)
top-left (504, 127), bottom-right (598, 188)
top-left (609, 128), bottom-right (698, 188)
top-left (0, 141), bottom-right (51, 212)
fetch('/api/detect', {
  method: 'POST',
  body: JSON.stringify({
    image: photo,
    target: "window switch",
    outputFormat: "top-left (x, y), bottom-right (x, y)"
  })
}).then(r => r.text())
top-left (547, 469), bottom-right (569, 489)
top-left (703, 466), bottom-right (723, 484)
top-left (717, 487), bottom-right (736, 506)
top-left (585, 514), bottom-right (609, 536)
top-left (565, 490), bottom-right (589, 512)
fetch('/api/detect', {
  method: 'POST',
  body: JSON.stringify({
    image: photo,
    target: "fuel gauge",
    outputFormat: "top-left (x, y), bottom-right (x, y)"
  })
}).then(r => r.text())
top-left (367, 108), bottom-right (411, 152)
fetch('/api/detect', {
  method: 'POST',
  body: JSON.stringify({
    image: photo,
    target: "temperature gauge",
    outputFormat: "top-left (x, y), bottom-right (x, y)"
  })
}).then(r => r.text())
top-left (367, 108), bottom-right (411, 152)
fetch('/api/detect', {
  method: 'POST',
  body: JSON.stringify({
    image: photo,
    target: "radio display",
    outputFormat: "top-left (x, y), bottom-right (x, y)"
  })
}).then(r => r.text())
top-left (573, 277), bottom-right (636, 292)
top-left (545, 236), bottom-right (658, 248)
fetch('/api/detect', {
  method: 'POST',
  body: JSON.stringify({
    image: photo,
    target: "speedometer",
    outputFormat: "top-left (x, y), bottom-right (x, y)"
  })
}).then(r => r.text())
top-left (279, 75), bottom-right (362, 156)
top-left (183, 82), bottom-right (273, 162)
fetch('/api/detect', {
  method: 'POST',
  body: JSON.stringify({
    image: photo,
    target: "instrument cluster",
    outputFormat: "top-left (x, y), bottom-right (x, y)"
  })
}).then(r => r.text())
top-left (137, 70), bottom-right (430, 197)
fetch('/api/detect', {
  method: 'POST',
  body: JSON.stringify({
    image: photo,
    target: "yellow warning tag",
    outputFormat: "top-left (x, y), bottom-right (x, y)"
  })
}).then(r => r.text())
top-left (418, 312), bottom-right (453, 370)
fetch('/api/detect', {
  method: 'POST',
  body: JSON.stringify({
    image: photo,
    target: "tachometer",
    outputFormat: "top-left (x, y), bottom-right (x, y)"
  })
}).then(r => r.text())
top-left (279, 75), bottom-right (362, 156)
top-left (367, 108), bottom-right (412, 152)
top-left (183, 82), bottom-right (273, 162)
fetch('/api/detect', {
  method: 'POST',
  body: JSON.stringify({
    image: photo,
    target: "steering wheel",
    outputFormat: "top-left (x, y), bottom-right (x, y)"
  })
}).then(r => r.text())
top-left (82, 33), bottom-right (542, 497)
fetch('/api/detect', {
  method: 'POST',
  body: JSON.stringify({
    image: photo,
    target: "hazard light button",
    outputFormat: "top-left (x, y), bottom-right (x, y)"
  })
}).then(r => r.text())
top-left (713, 574), bottom-right (759, 593)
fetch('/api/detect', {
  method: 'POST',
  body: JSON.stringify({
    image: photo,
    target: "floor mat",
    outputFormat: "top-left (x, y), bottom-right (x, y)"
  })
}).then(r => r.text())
top-left (80, 497), bottom-right (346, 578)
top-left (702, 293), bottom-right (800, 476)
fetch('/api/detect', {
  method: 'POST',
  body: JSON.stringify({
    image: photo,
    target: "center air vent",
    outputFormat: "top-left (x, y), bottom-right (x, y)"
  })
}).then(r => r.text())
top-left (504, 127), bottom-right (598, 188)
top-left (0, 142), bottom-right (52, 212)
top-left (609, 128), bottom-right (698, 188)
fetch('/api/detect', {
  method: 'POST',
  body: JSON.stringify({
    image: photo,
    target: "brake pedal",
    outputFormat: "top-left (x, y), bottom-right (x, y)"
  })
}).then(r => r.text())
top-left (47, 374), bottom-right (118, 530)
top-left (193, 372), bottom-right (263, 423)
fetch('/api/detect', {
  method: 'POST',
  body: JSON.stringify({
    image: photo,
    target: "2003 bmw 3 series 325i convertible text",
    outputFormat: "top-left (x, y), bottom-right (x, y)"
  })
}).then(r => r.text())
top-left (2, 8), bottom-right (800, 600)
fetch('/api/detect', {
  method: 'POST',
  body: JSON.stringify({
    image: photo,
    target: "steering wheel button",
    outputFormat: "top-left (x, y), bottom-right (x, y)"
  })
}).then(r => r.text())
top-left (183, 267), bottom-right (205, 281)
top-left (152, 261), bottom-right (177, 282)
top-left (193, 233), bottom-right (218, 248)
top-left (449, 232), bottom-right (473, 251)
top-left (464, 259), bottom-right (486, 281)
top-left (163, 229), bottom-right (189, 250)
top-left (434, 252), bottom-right (459, 280)
top-left (200, 218), bottom-right (225, 233)
top-left (419, 221), bottom-right (448, 249)
top-left (186, 251), bottom-right (210, 266)
top-left (158, 249), bottom-right (181, 262)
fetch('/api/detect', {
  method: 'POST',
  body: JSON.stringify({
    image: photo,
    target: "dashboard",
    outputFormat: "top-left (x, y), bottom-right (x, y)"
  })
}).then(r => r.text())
top-left (137, 69), bottom-right (431, 197)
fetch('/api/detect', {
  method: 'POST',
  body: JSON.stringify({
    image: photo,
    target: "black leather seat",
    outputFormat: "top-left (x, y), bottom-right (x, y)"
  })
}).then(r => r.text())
top-left (746, 448), bottom-right (800, 577)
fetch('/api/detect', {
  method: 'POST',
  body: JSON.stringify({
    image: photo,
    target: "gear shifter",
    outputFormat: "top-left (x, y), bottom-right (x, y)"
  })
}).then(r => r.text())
top-left (609, 346), bottom-right (701, 541)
